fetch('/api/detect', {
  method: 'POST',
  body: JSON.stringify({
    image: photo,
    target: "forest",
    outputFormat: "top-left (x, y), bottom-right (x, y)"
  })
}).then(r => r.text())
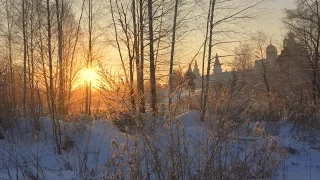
top-left (0, 0), bottom-right (320, 179)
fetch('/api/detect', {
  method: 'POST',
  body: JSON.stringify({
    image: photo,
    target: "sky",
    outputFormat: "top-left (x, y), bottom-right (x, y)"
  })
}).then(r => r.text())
top-left (95, 0), bottom-right (298, 76)
top-left (208, 0), bottom-right (297, 71)
top-left (177, 0), bottom-right (298, 73)
top-left (259, 0), bottom-right (296, 39)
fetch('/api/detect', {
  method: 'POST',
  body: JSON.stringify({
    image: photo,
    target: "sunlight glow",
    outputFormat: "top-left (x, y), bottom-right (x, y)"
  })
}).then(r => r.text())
top-left (80, 68), bottom-right (99, 87)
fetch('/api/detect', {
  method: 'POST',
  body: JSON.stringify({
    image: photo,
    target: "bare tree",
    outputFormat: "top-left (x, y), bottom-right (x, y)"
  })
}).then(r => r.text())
top-left (233, 43), bottom-right (254, 70)
top-left (200, 0), bottom-right (212, 113)
top-left (284, 0), bottom-right (320, 111)
top-left (251, 31), bottom-right (273, 112)
top-left (35, 0), bottom-right (51, 113)
top-left (201, 0), bottom-right (216, 122)
top-left (147, 0), bottom-right (157, 115)
top-left (109, 0), bottom-right (136, 111)
top-left (139, 0), bottom-right (146, 113)
top-left (55, 0), bottom-right (65, 115)
top-left (67, 0), bottom-right (86, 113)
top-left (46, 0), bottom-right (61, 154)
top-left (85, 0), bottom-right (93, 115)
top-left (5, 0), bottom-right (16, 116)
top-left (200, 0), bottom-right (267, 122)
top-left (22, 0), bottom-right (27, 117)
top-left (133, 0), bottom-right (145, 113)
top-left (168, 0), bottom-right (179, 110)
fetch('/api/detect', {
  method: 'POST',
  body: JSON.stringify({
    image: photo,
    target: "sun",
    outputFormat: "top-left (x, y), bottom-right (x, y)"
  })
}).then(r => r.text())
top-left (80, 68), bottom-right (99, 88)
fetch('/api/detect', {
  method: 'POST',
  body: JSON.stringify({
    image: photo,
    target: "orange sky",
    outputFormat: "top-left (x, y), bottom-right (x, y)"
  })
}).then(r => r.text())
top-left (86, 0), bottom-right (298, 78)
top-left (188, 0), bottom-right (297, 73)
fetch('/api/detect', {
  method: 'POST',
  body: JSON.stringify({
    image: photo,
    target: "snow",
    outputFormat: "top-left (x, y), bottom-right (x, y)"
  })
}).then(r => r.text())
top-left (178, 112), bottom-right (320, 180)
top-left (0, 118), bottom-right (130, 179)
top-left (1, 112), bottom-right (320, 179)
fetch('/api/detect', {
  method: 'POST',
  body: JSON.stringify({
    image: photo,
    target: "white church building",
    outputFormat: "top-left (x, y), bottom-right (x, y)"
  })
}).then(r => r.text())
top-left (191, 41), bottom-right (282, 89)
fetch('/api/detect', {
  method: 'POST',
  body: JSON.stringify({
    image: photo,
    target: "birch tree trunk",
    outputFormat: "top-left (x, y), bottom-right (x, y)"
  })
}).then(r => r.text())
top-left (133, 0), bottom-right (145, 113)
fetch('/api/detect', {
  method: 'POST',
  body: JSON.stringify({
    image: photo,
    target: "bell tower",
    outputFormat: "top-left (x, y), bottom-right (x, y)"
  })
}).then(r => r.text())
top-left (213, 53), bottom-right (222, 74)
top-left (193, 61), bottom-right (200, 77)
top-left (266, 44), bottom-right (278, 63)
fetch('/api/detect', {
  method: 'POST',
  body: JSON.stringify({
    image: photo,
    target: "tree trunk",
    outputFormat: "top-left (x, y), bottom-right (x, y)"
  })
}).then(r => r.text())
top-left (261, 60), bottom-right (272, 112)
top-left (133, 0), bottom-right (145, 113)
top-left (109, 0), bottom-right (129, 90)
top-left (56, 0), bottom-right (65, 115)
top-left (37, 5), bottom-right (51, 113)
top-left (68, 0), bottom-right (85, 113)
top-left (22, 0), bottom-right (27, 117)
top-left (200, 0), bottom-right (212, 112)
top-left (29, 0), bottom-right (36, 117)
top-left (201, 0), bottom-right (216, 122)
top-left (139, 0), bottom-right (146, 113)
top-left (168, 0), bottom-right (179, 110)
top-left (312, 59), bottom-right (318, 112)
top-left (147, 0), bottom-right (157, 115)
top-left (6, 0), bottom-right (16, 116)
top-left (86, 0), bottom-right (93, 115)
top-left (47, 0), bottom-right (61, 154)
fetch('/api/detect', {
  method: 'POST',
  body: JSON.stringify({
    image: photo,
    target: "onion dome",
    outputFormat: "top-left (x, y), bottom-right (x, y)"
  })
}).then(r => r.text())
top-left (266, 44), bottom-right (277, 54)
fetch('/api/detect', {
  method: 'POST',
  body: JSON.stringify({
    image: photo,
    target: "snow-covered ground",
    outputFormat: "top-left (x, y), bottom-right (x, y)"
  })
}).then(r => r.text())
top-left (0, 111), bottom-right (320, 179)
top-left (179, 111), bottom-right (320, 180)
top-left (0, 118), bottom-right (130, 179)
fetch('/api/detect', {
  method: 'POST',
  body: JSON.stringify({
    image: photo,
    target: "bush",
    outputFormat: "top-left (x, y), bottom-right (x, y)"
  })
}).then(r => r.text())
top-left (62, 135), bottom-right (75, 152)
top-left (111, 111), bottom-right (136, 133)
